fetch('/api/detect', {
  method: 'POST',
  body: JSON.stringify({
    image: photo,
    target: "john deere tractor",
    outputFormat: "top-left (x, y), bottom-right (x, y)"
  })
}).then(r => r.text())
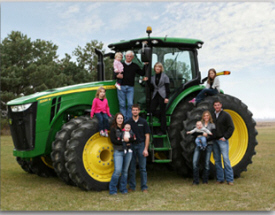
top-left (7, 27), bottom-right (258, 191)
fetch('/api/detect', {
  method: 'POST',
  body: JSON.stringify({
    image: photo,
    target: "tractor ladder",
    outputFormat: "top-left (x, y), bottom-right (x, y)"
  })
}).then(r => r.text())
top-left (147, 113), bottom-right (172, 163)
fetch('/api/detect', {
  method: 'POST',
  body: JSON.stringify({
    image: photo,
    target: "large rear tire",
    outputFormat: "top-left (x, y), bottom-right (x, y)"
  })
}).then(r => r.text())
top-left (180, 94), bottom-right (258, 178)
top-left (65, 118), bottom-right (114, 191)
top-left (51, 116), bottom-right (89, 185)
top-left (168, 95), bottom-right (196, 177)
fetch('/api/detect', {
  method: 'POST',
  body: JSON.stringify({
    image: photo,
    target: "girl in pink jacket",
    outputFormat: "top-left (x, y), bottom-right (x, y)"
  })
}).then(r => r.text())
top-left (90, 87), bottom-right (112, 137)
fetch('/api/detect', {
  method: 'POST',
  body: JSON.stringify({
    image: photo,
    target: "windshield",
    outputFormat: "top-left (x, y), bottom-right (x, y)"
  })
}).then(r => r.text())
top-left (119, 47), bottom-right (197, 109)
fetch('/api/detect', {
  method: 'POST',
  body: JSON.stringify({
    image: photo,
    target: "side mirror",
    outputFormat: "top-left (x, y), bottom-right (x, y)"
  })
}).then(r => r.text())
top-left (141, 47), bottom-right (151, 62)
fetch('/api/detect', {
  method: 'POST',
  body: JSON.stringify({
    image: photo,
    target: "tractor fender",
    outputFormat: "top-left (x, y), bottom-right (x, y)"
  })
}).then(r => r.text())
top-left (167, 85), bottom-right (205, 115)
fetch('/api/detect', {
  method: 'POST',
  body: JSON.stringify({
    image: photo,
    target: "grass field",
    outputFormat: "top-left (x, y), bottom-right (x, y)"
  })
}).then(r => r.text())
top-left (1, 122), bottom-right (275, 211)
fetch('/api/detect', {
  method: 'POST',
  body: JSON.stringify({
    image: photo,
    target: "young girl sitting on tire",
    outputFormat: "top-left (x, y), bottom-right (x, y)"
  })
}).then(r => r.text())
top-left (90, 87), bottom-right (112, 137)
top-left (189, 68), bottom-right (220, 106)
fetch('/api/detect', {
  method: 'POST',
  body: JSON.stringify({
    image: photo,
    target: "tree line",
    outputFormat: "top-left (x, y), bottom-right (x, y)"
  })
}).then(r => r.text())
top-left (1, 31), bottom-right (114, 113)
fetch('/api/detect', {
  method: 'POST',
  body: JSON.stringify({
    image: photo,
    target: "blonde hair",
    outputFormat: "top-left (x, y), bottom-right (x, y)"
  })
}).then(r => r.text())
top-left (154, 62), bottom-right (164, 73)
top-left (115, 52), bottom-right (123, 59)
top-left (201, 110), bottom-right (213, 124)
top-left (95, 87), bottom-right (106, 99)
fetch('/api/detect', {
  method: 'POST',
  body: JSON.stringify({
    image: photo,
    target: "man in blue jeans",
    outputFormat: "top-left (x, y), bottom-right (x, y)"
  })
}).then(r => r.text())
top-left (212, 99), bottom-right (235, 185)
top-left (115, 50), bottom-right (146, 122)
top-left (126, 104), bottom-right (150, 193)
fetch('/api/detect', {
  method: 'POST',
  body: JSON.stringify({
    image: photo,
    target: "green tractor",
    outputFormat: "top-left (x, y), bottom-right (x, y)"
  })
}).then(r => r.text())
top-left (7, 27), bottom-right (258, 191)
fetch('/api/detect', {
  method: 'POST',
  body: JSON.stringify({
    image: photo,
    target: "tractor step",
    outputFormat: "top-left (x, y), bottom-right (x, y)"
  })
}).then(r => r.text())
top-left (146, 113), bottom-right (172, 163)
top-left (150, 132), bottom-right (172, 163)
top-left (153, 134), bottom-right (167, 138)
top-left (153, 159), bottom-right (171, 163)
top-left (151, 147), bottom-right (171, 151)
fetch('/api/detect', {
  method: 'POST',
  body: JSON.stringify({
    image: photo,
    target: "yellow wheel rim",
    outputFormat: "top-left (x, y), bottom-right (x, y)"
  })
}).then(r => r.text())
top-left (41, 156), bottom-right (54, 169)
top-left (83, 132), bottom-right (114, 182)
top-left (210, 109), bottom-right (248, 167)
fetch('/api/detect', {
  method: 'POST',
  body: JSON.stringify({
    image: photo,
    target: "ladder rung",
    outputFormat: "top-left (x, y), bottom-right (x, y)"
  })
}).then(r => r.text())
top-left (154, 159), bottom-right (171, 163)
top-left (153, 135), bottom-right (167, 138)
top-left (152, 147), bottom-right (171, 151)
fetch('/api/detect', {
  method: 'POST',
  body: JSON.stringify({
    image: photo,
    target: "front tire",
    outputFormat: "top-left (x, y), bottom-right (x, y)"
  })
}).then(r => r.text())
top-left (65, 118), bottom-right (114, 191)
top-left (16, 157), bottom-right (33, 174)
top-left (51, 116), bottom-right (89, 185)
top-left (29, 156), bottom-right (56, 177)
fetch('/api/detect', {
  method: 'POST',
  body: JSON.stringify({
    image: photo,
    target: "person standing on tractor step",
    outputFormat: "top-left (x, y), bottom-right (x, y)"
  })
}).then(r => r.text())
top-left (212, 99), bottom-right (235, 185)
top-left (113, 52), bottom-right (124, 90)
top-left (90, 87), bottom-right (112, 137)
top-left (147, 62), bottom-right (170, 135)
top-left (189, 68), bottom-right (220, 106)
top-left (192, 111), bottom-right (216, 185)
top-left (109, 113), bottom-right (133, 195)
top-left (115, 50), bottom-right (146, 122)
top-left (126, 104), bottom-right (150, 193)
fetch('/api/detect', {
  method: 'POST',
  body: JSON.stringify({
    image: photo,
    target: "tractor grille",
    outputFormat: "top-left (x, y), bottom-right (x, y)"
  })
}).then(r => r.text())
top-left (8, 102), bottom-right (37, 151)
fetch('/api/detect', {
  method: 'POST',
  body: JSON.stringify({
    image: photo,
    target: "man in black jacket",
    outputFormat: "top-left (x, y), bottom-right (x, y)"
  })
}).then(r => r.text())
top-left (212, 99), bottom-right (235, 185)
top-left (115, 50), bottom-right (145, 122)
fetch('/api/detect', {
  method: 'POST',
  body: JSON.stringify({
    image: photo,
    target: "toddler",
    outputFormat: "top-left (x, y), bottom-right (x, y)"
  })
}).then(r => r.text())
top-left (113, 52), bottom-right (124, 90)
top-left (186, 121), bottom-right (212, 150)
top-left (120, 124), bottom-right (136, 154)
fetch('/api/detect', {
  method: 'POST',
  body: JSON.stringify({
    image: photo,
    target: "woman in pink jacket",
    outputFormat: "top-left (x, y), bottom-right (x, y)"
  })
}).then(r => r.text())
top-left (90, 87), bottom-right (112, 137)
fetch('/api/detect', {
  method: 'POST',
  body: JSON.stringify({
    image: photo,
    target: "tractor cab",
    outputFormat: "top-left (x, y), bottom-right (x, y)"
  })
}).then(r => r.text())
top-left (103, 27), bottom-right (205, 163)
top-left (107, 27), bottom-right (204, 111)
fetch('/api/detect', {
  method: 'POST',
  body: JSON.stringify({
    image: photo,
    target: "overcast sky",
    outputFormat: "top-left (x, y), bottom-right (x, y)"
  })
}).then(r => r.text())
top-left (1, 1), bottom-right (275, 119)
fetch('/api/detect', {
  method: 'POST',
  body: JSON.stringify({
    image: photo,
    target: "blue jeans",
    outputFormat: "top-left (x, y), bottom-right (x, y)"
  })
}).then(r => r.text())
top-left (193, 144), bottom-right (213, 184)
top-left (95, 113), bottom-right (109, 131)
top-left (109, 150), bottom-right (132, 194)
top-left (213, 139), bottom-right (234, 183)
top-left (195, 136), bottom-right (207, 149)
top-left (117, 85), bottom-right (134, 122)
top-left (196, 88), bottom-right (218, 104)
top-left (128, 142), bottom-right (148, 191)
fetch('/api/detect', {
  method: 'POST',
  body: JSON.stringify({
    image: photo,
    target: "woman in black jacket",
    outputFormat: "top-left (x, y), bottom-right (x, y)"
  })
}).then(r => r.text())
top-left (192, 110), bottom-right (216, 185)
top-left (109, 113), bottom-right (134, 195)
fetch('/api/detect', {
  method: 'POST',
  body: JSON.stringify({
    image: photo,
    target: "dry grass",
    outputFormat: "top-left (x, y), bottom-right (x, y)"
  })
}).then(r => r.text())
top-left (1, 122), bottom-right (275, 211)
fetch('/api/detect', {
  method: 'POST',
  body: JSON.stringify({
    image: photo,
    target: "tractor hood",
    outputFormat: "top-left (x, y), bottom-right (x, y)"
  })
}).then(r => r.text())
top-left (7, 80), bottom-right (115, 106)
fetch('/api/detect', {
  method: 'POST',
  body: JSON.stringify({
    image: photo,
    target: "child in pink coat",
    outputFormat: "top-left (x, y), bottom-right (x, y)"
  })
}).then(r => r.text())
top-left (90, 87), bottom-right (112, 137)
top-left (113, 52), bottom-right (124, 90)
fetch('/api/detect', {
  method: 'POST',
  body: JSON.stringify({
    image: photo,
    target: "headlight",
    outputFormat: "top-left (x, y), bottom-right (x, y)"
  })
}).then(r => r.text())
top-left (10, 103), bottom-right (32, 112)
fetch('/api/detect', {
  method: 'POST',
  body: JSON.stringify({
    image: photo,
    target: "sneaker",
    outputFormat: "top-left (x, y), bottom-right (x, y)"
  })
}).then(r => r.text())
top-left (189, 98), bottom-right (196, 106)
top-left (100, 130), bottom-right (105, 136)
top-left (104, 129), bottom-right (108, 137)
top-left (115, 82), bottom-right (121, 90)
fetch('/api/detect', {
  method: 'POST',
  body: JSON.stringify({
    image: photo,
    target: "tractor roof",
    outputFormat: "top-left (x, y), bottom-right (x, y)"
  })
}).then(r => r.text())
top-left (108, 37), bottom-right (204, 51)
